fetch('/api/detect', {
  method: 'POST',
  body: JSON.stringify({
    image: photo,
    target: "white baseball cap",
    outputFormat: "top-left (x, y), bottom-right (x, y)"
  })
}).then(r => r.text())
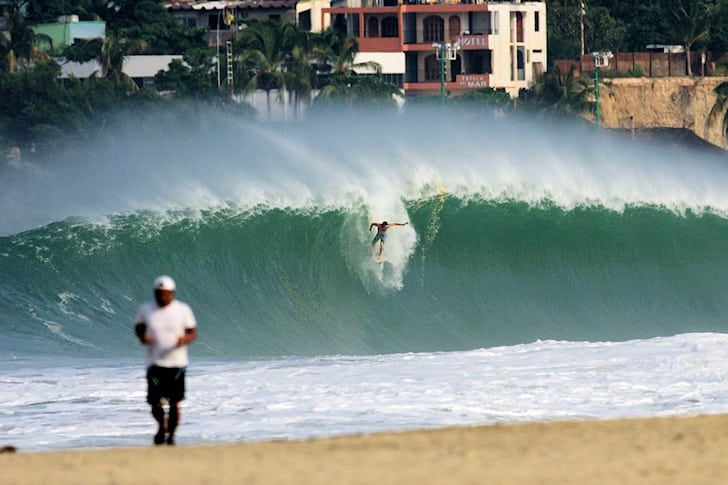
top-left (153, 275), bottom-right (176, 292)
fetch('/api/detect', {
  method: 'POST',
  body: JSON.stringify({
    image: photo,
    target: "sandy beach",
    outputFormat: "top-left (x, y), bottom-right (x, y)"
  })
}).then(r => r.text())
top-left (3, 413), bottom-right (727, 484)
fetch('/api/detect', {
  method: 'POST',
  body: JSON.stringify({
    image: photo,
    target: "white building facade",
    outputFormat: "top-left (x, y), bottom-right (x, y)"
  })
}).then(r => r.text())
top-left (319, 0), bottom-right (547, 97)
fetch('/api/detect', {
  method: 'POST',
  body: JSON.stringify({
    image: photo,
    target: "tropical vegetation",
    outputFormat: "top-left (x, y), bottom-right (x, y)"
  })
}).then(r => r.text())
top-left (3, 0), bottom-right (728, 157)
top-left (547, 0), bottom-right (727, 63)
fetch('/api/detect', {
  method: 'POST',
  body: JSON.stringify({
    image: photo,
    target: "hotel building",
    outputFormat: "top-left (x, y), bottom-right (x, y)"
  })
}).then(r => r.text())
top-left (316, 0), bottom-right (547, 97)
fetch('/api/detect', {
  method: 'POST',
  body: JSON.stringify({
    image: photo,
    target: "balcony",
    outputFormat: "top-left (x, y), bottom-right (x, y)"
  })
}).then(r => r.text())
top-left (359, 37), bottom-right (402, 51)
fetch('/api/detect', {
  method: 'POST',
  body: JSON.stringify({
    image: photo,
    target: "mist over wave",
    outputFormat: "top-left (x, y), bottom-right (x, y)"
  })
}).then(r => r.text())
top-left (3, 107), bottom-right (728, 237)
top-left (2, 108), bottom-right (728, 358)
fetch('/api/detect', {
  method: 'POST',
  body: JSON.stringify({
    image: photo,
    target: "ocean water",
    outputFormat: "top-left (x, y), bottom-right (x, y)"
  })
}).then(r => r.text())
top-left (1, 108), bottom-right (728, 451)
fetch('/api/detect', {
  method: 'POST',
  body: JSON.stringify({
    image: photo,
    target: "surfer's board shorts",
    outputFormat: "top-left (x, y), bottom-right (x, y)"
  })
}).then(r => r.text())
top-left (146, 365), bottom-right (186, 404)
top-left (372, 233), bottom-right (387, 244)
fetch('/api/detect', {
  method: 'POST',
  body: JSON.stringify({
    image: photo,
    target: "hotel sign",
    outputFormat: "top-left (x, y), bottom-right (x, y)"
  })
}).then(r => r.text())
top-left (457, 74), bottom-right (489, 88)
top-left (455, 35), bottom-right (488, 49)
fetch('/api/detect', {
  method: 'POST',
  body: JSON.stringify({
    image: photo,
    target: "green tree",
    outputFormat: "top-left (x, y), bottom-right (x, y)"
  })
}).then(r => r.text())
top-left (64, 33), bottom-right (147, 89)
top-left (546, 0), bottom-right (582, 62)
top-left (0, 61), bottom-right (85, 150)
top-left (0, 5), bottom-right (53, 72)
top-left (583, 5), bottom-right (625, 52)
top-left (154, 50), bottom-right (220, 100)
top-left (664, 0), bottom-right (712, 75)
top-left (24, 0), bottom-right (207, 54)
top-left (24, 0), bottom-right (114, 23)
top-left (313, 27), bottom-right (380, 77)
top-left (109, 0), bottom-right (208, 55)
top-left (526, 64), bottom-right (593, 116)
top-left (236, 19), bottom-right (301, 120)
top-left (450, 87), bottom-right (512, 109)
top-left (313, 73), bottom-right (400, 109)
top-left (708, 0), bottom-right (728, 53)
top-left (310, 26), bottom-right (400, 108)
top-left (284, 34), bottom-right (316, 119)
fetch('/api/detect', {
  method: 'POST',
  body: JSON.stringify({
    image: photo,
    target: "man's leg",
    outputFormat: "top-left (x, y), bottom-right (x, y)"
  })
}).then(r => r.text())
top-left (379, 241), bottom-right (384, 257)
top-left (151, 402), bottom-right (166, 445)
top-left (166, 401), bottom-right (180, 445)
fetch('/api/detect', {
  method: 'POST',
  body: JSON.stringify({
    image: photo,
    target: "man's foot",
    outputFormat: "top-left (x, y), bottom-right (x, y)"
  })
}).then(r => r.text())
top-left (154, 429), bottom-right (166, 445)
top-left (166, 435), bottom-right (175, 446)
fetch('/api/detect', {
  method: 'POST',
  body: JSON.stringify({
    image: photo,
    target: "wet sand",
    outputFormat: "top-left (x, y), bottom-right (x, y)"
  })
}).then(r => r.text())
top-left (3, 414), bottom-right (728, 484)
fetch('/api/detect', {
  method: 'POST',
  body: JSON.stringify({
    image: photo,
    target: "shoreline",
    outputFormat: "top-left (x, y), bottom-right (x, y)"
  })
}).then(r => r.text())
top-left (3, 413), bottom-right (728, 484)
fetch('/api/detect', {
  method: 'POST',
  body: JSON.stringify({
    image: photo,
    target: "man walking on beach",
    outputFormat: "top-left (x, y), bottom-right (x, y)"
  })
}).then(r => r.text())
top-left (134, 275), bottom-right (197, 446)
top-left (369, 220), bottom-right (408, 258)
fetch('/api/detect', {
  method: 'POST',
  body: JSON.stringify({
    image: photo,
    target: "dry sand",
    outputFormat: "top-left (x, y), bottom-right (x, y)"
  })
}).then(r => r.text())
top-left (2, 414), bottom-right (728, 484)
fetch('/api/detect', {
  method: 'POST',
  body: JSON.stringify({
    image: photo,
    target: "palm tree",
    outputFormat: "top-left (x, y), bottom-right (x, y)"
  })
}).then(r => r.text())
top-left (236, 19), bottom-right (300, 120)
top-left (313, 27), bottom-right (380, 77)
top-left (529, 64), bottom-right (593, 116)
top-left (665, 0), bottom-right (711, 76)
top-left (284, 39), bottom-right (316, 119)
top-left (310, 27), bottom-right (400, 108)
top-left (314, 74), bottom-right (400, 108)
top-left (0, 11), bottom-right (53, 72)
top-left (64, 34), bottom-right (147, 90)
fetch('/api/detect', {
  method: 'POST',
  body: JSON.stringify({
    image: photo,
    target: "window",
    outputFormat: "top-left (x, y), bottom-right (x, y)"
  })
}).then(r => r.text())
top-left (469, 51), bottom-right (492, 74)
top-left (534, 12), bottom-right (540, 32)
top-left (423, 16), bottom-right (444, 43)
top-left (368, 17), bottom-right (379, 37)
top-left (299, 10), bottom-right (312, 31)
top-left (178, 17), bottom-right (196, 28)
top-left (382, 73), bottom-right (403, 87)
top-left (425, 54), bottom-right (440, 81)
top-left (448, 16), bottom-right (460, 42)
top-left (382, 16), bottom-right (398, 37)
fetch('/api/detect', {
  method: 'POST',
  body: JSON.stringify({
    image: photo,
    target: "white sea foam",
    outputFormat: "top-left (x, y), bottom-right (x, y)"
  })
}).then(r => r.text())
top-left (2, 110), bottom-right (728, 238)
top-left (1, 332), bottom-right (727, 451)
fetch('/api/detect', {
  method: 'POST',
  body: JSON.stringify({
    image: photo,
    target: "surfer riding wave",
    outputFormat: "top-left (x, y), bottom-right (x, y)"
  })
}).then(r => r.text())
top-left (369, 220), bottom-right (408, 259)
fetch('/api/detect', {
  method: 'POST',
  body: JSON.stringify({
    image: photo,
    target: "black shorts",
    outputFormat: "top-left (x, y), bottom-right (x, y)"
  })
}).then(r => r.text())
top-left (146, 365), bottom-right (186, 405)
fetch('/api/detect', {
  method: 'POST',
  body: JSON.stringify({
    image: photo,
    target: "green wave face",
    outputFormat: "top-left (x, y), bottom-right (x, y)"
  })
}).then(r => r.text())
top-left (2, 198), bottom-right (728, 358)
top-left (3, 110), bottom-right (728, 358)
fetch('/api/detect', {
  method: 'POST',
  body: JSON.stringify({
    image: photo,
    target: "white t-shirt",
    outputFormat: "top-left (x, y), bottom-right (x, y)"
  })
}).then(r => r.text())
top-left (136, 299), bottom-right (197, 368)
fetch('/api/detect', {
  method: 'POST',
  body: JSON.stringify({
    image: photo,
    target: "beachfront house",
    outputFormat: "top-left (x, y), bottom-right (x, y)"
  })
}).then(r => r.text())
top-left (165, 0), bottom-right (299, 47)
top-left (165, 0), bottom-right (545, 98)
top-left (317, 0), bottom-right (547, 97)
top-left (32, 15), bottom-right (106, 54)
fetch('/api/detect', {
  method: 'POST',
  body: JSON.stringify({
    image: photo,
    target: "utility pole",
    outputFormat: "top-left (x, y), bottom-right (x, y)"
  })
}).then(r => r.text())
top-left (216, 9), bottom-right (221, 89)
top-left (594, 63), bottom-right (600, 126)
top-left (580, 1), bottom-right (585, 58)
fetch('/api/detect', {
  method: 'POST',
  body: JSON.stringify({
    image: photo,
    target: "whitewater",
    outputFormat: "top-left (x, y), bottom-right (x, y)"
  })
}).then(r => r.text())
top-left (1, 107), bottom-right (728, 451)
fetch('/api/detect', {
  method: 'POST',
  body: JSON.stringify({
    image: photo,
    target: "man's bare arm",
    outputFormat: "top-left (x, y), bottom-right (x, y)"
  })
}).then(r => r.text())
top-left (177, 327), bottom-right (197, 347)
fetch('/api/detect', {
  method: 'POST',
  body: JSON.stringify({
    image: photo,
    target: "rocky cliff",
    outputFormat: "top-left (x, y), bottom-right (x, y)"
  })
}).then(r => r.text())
top-left (595, 77), bottom-right (728, 149)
